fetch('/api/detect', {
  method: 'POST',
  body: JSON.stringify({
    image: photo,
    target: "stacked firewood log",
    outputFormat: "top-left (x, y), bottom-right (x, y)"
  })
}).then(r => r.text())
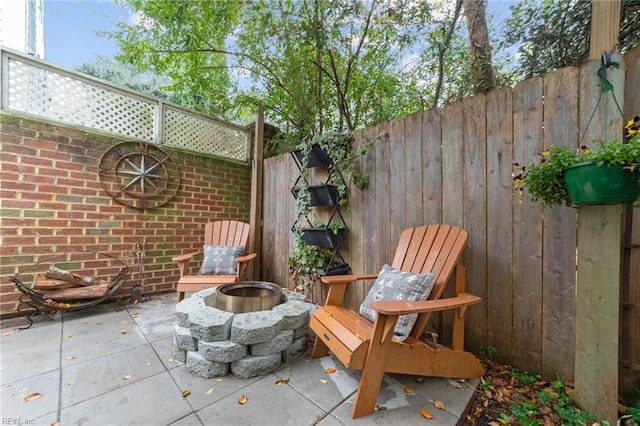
top-left (34, 267), bottom-right (109, 301)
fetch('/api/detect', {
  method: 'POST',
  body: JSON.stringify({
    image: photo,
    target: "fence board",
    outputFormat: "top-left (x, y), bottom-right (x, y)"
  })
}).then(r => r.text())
top-left (405, 112), bottom-right (423, 229)
top-left (375, 122), bottom-right (392, 269)
top-left (486, 87), bottom-right (514, 364)
top-left (441, 101), bottom-right (465, 228)
top-left (390, 117), bottom-right (407, 243)
top-left (422, 108), bottom-right (443, 226)
top-left (542, 66), bottom-right (579, 380)
top-left (462, 94), bottom-right (488, 353)
top-left (512, 76), bottom-right (545, 372)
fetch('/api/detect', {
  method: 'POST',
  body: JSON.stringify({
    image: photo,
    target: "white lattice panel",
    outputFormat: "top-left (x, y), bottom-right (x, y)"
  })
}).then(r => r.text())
top-left (7, 58), bottom-right (155, 140)
top-left (164, 107), bottom-right (249, 161)
top-left (2, 50), bottom-right (251, 162)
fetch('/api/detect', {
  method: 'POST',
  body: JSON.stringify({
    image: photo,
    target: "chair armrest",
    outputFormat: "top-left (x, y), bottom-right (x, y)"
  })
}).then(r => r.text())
top-left (172, 251), bottom-right (202, 263)
top-left (236, 252), bottom-right (257, 263)
top-left (320, 273), bottom-right (378, 285)
top-left (369, 293), bottom-right (482, 315)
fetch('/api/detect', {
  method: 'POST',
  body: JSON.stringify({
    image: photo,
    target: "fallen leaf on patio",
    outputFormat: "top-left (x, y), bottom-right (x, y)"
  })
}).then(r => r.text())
top-left (325, 312), bottom-right (332, 317)
top-left (420, 409), bottom-right (433, 419)
top-left (65, 355), bottom-right (75, 361)
top-left (120, 329), bottom-right (128, 334)
top-left (123, 374), bottom-right (133, 380)
top-left (96, 321), bottom-right (103, 325)
top-left (403, 386), bottom-right (414, 394)
top-left (415, 377), bottom-right (425, 383)
top-left (24, 392), bottom-right (43, 402)
top-left (275, 378), bottom-right (289, 385)
top-left (83, 320), bottom-right (89, 324)
top-left (206, 388), bottom-right (215, 394)
top-left (182, 390), bottom-right (190, 398)
top-left (5, 384), bottom-right (11, 387)
top-left (67, 381), bottom-right (74, 386)
top-left (51, 422), bottom-right (60, 426)
top-left (320, 379), bottom-right (328, 384)
top-left (450, 381), bottom-right (462, 389)
top-left (131, 312), bottom-right (139, 317)
top-left (122, 320), bottom-right (129, 325)
top-left (19, 387), bottom-right (27, 393)
top-left (376, 404), bottom-right (387, 411)
top-left (158, 335), bottom-right (164, 339)
top-left (238, 395), bottom-right (247, 404)
top-left (472, 406), bottom-right (483, 418)
top-left (324, 368), bottom-right (336, 374)
top-left (168, 358), bottom-right (174, 362)
top-left (106, 351), bottom-right (113, 356)
top-left (216, 378), bottom-right (223, 382)
top-left (146, 362), bottom-right (151, 366)
top-left (65, 335), bottom-right (73, 340)
top-left (2, 331), bottom-right (16, 337)
top-left (433, 400), bottom-right (446, 410)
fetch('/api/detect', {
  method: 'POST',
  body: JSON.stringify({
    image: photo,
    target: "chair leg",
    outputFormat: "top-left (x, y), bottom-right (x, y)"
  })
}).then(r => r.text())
top-left (177, 291), bottom-right (185, 302)
top-left (351, 313), bottom-right (397, 418)
top-left (310, 335), bottom-right (329, 359)
top-left (351, 358), bottom-right (387, 418)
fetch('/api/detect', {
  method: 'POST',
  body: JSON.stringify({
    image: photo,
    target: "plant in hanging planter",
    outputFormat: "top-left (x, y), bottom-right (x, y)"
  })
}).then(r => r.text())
top-left (295, 130), bottom-right (371, 199)
top-left (514, 116), bottom-right (640, 208)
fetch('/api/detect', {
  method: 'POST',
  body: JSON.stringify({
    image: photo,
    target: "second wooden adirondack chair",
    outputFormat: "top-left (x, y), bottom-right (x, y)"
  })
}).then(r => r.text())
top-left (310, 224), bottom-right (483, 418)
top-left (172, 220), bottom-right (257, 302)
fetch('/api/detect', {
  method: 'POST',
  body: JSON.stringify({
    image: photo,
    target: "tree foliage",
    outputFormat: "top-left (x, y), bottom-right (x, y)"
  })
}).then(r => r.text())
top-left (499, 0), bottom-right (640, 79)
top-left (78, 55), bottom-right (174, 100)
top-left (108, 0), bottom-right (491, 143)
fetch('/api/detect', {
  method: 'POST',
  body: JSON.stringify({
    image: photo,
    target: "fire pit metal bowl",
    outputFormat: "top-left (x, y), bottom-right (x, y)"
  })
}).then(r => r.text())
top-left (215, 281), bottom-right (282, 314)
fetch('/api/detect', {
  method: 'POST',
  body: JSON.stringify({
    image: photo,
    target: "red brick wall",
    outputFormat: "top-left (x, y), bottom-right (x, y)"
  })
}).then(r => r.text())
top-left (0, 113), bottom-right (252, 318)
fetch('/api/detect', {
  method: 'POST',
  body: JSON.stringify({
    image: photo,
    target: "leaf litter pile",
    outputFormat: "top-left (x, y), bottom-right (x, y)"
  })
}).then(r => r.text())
top-left (463, 362), bottom-right (638, 425)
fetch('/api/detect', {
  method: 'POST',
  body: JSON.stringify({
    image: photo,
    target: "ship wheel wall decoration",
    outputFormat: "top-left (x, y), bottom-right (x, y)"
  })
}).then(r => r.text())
top-left (99, 141), bottom-right (180, 209)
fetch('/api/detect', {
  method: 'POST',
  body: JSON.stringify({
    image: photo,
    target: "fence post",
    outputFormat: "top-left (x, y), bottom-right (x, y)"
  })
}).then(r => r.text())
top-left (249, 105), bottom-right (264, 280)
top-left (574, 1), bottom-right (621, 424)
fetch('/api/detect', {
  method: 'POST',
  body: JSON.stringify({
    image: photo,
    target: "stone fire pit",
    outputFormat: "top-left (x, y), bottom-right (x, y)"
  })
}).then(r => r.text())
top-left (172, 286), bottom-right (315, 379)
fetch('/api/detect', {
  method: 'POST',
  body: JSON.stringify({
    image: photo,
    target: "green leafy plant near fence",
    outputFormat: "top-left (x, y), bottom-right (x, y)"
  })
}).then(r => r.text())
top-left (288, 130), bottom-right (370, 293)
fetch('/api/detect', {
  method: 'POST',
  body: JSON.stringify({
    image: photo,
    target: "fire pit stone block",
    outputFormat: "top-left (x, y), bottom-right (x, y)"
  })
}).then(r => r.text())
top-left (187, 350), bottom-right (229, 378)
top-left (230, 311), bottom-right (283, 345)
top-left (176, 297), bottom-right (206, 327)
top-left (282, 336), bottom-right (307, 363)
top-left (230, 354), bottom-right (281, 379)
top-left (272, 301), bottom-right (310, 330)
top-left (188, 306), bottom-right (234, 342)
top-left (172, 336), bottom-right (187, 362)
top-left (282, 290), bottom-right (306, 303)
top-left (199, 340), bottom-right (247, 363)
top-left (251, 329), bottom-right (295, 356)
top-left (174, 324), bottom-right (198, 351)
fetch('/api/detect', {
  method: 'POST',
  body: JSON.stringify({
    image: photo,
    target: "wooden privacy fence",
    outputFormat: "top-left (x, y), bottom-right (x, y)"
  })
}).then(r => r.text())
top-left (261, 50), bottom-right (640, 385)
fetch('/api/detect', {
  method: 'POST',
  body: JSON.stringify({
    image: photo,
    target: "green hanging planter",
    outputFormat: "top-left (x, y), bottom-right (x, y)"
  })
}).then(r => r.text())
top-left (563, 161), bottom-right (640, 205)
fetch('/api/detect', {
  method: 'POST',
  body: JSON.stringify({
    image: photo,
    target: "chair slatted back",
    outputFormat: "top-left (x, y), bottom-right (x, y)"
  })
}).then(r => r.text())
top-left (203, 220), bottom-right (251, 248)
top-left (391, 224), bottom-right (467, 302)
top-left (391, 225), bottom-right (468, 339)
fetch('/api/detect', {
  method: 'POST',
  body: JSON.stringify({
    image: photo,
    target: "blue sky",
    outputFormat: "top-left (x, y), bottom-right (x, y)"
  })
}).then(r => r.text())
top-left (43, 0), bottom-right (517, 70)
top-left (44, 0), bottom-right (131, 69)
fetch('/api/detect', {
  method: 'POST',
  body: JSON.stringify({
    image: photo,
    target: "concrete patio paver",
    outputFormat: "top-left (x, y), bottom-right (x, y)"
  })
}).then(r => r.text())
top-left (0, 294), bottom-right (478, 426)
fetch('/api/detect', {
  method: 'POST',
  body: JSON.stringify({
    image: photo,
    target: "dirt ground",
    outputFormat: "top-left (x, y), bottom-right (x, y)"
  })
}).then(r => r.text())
top-left (461, 362), bottom-right (638, 425)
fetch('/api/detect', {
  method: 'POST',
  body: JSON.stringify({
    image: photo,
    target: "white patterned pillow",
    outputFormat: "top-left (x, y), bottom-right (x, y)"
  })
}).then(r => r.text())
top-left (359, 264), bottom-right (436, 341)
top-left (197, 245), bottom-right (244, 275)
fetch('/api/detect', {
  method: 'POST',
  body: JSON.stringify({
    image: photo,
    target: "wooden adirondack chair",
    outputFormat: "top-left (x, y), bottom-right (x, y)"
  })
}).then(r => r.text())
top-left (172, 220), bottom-right (257, 302)
top-left (309, 224), bottom-right (483, 418)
